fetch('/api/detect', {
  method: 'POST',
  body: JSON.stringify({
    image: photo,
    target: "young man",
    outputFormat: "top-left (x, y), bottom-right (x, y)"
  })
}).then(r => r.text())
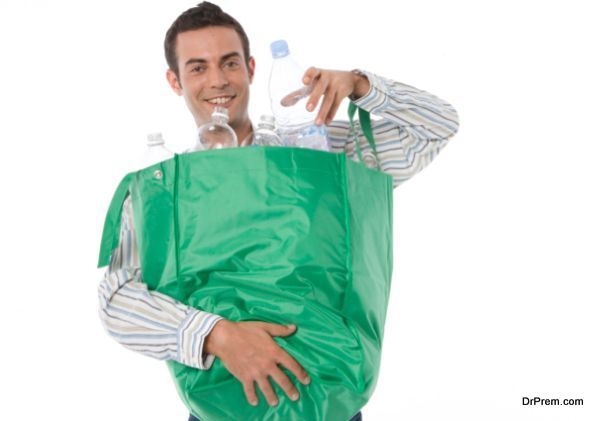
top-left (98, 2), bottom-right (459, 420)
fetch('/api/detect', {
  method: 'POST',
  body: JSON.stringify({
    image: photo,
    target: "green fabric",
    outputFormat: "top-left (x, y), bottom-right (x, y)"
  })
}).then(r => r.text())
top-left (348, 102), bottom-right (380, 168)
top-left (97, 172), bottom-right (136, 268)
top-left (98, 109), bottom-right (394, 421)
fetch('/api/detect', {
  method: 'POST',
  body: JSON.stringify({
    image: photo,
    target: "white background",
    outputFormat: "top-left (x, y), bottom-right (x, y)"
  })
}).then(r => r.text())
top-left (0, 0), bottom-right (598, 420)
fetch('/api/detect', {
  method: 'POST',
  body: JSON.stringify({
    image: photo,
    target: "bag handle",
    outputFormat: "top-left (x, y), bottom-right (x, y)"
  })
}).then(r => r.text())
top-left (347, 102), bottom-right (380, 168)
top-left (97, 172), bottom-right (136, 268)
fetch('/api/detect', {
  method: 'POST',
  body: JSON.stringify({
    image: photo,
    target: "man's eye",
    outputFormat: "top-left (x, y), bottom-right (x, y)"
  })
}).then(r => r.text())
top-left (191, 66), bottom-right (206, 73)
top-left (224, 61), bottom-right (240, 69)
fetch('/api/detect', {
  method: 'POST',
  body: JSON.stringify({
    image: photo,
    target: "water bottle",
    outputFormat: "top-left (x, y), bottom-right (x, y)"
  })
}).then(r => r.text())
top-left (268, 40), bottom-right (330, 151)
top-left (253, 115), bottom-right (284, 146)
top-left (193, 106), bottom-right (238, 151)
top-left (141, 132), bottom-right (174, 168)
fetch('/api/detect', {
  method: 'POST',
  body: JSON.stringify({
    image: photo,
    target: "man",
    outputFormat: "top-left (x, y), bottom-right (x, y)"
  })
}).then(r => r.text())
top-left (98, 2), bottom-right (459, 420)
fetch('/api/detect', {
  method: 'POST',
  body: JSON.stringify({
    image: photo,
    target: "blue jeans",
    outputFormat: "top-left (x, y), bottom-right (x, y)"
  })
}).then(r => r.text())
top-left (188, 411), bottom-right (362, 421)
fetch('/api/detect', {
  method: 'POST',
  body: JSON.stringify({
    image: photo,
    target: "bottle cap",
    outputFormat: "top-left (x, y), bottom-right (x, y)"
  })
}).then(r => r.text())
top-left (147, 132), bottom-right (164, 146)
top-left (270, 40), bottom-right (289, 58)
top-left (212, 106), bottom-right (229, 121)
top-left (259, 115), bottom-right (276, 124)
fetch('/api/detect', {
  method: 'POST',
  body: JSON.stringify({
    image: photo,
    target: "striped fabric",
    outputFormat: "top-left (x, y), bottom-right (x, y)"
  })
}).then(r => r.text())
top-left (327, 70), bottom-right (460, 186)
top-left (98, 70), bottom-right (460, 370)
top-left (98, 197), bottom-right (223, 369)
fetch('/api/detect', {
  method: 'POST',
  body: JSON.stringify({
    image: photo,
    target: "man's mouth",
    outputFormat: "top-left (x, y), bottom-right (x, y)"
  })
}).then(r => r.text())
top-left (205, 96), bottom-right (235, 106)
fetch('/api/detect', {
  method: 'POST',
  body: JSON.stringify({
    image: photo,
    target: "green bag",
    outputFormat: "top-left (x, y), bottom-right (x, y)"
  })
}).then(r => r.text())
top-left (99, 108), bottom-right (393, 421)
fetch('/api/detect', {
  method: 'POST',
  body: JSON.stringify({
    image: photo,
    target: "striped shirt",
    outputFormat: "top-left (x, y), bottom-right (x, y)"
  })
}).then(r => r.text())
top-left (98, 70), bottom-right (460, 370)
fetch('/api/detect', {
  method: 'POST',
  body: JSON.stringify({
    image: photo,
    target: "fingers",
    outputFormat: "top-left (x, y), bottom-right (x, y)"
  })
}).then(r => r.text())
top-left (280, 86), bottom-right (311, 107)
top-left (303, 67), bottom-right (320, 86)
top-left (325, 93), bottom-right (345, 125)
top-left (301, 68), bottom-right (354, 124)
top-left (270, 367), bottom-right (300, 402)
top-left (277, 350), bottom-right (311, 385)
top-left (242, 380), bottom-right (259, 406)
top-left (303, 68), bottom-right (348, 125)
top-left (306, 73), bottom-right (327, 113)
top-left (254, 367), bottom-right (303, 407)
top-left (262, 322), bottom-right (296, 337)
top-left (256, 376), bottom-right (279, 407)
top-left (316, 90), bottom-right (337, 126)
top-left (223, 321), bottom-right (310, 408)
top-left (260, 322), bottom-right (310, 384)
top-left (238, 361), bottom-right (305, 408)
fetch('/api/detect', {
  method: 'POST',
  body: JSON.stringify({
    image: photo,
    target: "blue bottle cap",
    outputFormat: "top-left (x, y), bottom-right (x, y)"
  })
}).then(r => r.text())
top-left (270, 40), bottom-right (289, 58)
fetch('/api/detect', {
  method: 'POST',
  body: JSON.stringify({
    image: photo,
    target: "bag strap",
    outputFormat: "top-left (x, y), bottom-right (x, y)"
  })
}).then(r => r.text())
top-left (347, 102), bottom-right (380, 168)
top-left (97, 172), bottom-right (136, 268)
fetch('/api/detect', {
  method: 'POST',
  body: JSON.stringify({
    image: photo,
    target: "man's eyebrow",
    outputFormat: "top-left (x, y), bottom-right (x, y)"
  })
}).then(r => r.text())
top-left (220, 52), bottom-right (242, 62)
top-left (184, 52), bottom-right (242, 68)
top-left (184, 58), bottom-right (208, 67)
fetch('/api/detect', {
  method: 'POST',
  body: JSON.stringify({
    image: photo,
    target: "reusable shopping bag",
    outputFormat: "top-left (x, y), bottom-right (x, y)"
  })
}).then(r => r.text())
top-left (98, 106), bottom-right (393, 421)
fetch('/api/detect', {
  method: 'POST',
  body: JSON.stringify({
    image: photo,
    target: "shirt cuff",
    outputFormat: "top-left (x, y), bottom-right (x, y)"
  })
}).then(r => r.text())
top-left (351, 69), bottom-right (386, 112)
top-left (177, 309), bottom-right (224, 370)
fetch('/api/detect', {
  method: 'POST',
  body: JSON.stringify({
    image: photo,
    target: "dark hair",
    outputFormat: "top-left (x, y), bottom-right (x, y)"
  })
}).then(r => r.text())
top-left (164, 2), bottom-right (251, 79)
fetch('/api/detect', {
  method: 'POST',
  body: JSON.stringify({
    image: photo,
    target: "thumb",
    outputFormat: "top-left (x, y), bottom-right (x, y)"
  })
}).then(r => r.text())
top-left (263, 323), bottom-right (296, 337)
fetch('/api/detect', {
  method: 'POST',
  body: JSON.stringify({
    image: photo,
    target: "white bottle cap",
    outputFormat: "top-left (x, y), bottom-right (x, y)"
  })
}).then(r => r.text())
top-left (212, 106), bottom-right (229, 121)
top-left (147, 132), bottom-right (164, 146)
top-left (259, 115), bottom-right (276, 124)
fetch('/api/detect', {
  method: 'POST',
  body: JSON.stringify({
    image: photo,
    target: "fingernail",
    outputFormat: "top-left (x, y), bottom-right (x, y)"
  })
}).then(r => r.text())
top-left (288, 324), bottom-right (296, 330)
top-left (250, 399), bottom-right (258, 406)
top-left (307, 103), bottom-right (314, 111)
top-left (316, 118), bottom-right (323, 126)
top-left (271, 399), bottom-right (279, 406)
top-left (291, 392), bottom-right (299, 400)
top-left (302, 376), bottom-right (311, 385)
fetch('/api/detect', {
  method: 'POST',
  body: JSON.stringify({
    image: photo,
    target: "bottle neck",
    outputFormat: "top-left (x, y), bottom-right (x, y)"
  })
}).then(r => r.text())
top-left (200, 115), bottom-right (253, 146)
top-left (258, 123), bottom-right (276, 131)
top-left (212, 115), bottom-right (229, 125)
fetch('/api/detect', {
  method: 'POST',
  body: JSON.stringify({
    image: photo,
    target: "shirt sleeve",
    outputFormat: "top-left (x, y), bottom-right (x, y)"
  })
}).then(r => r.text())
top-left (97, 195), bottom-right (224, 369)
top-left (328, 70), bottom-right (460, 188)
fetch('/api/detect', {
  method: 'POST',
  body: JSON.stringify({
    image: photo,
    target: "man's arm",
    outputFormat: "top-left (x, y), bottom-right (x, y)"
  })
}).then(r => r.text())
top-left (98, 195), bottom-right (223, 369)
top-left (298, 67), bottom-right (460, 187)
top-left (98, 196), bottom-right (310, 406)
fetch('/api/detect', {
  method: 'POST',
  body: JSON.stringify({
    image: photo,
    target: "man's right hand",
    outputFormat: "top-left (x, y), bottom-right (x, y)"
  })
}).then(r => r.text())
top-left (204, 319), bottom-right (311, 407)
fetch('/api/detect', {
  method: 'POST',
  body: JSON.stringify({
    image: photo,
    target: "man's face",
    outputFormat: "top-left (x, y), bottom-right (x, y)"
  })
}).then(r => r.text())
top-left (166, 26), bottom-right (255, 131)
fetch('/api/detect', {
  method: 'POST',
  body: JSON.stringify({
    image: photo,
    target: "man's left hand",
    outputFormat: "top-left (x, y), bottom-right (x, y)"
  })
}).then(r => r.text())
top-left (300, 68), bottom-right (370, 126)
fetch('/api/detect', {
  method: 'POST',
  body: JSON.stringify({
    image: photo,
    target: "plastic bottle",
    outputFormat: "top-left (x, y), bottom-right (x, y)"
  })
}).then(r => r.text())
top-left (141, 132), bottom-right (174, 168)
top-left (253, 115), bottom-right (284, 146)
top-left (268, 40), bottom-right (330, 151)
top-left (193, 106), bottom-right (238, 151)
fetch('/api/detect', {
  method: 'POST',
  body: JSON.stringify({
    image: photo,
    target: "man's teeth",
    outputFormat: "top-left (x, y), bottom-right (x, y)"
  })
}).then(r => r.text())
top-left (207, 97), bottom-right (232, 104)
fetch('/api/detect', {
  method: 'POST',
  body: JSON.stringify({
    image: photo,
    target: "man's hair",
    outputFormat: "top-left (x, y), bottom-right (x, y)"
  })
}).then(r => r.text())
top-left (164, 2), bottom-right (251, 79)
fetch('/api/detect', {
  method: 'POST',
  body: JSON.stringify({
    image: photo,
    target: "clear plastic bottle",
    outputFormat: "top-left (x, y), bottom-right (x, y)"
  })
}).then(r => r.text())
top-left (193, 106), bottom-right (238, 151)
top-left (268, 40), bottom-right (330, 151)
top-left (253, 115), bottom-right (284, 146)
top-left (141, 132), bottom-right (174, 168)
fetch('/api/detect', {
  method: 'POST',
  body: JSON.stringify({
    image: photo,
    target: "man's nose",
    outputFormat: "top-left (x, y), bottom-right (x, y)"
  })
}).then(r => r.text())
top-left (207, 67), bottom-right (229, 89)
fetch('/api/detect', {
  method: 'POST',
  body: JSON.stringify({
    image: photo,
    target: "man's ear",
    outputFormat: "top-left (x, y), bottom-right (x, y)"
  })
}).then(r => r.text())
top-left (247, 56), bottom-right (256, 84)
top-left (166, 69), bottom-right (183, 96)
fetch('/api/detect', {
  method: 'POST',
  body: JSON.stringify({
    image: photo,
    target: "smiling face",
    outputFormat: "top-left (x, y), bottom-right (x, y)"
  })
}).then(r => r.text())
top-left (166, 26), bottom-right (255, 139)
